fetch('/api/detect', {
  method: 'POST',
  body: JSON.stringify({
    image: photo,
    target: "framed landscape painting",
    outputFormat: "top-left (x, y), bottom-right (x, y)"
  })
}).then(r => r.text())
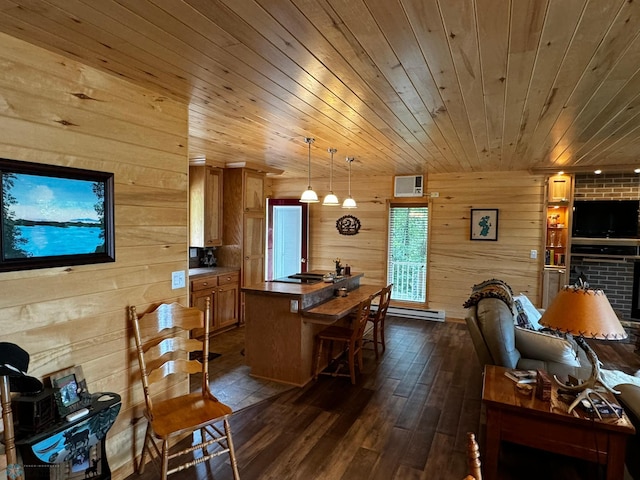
top-left (0, 158), bottom-right (115, 272)
top-left (470, 208), bottom-right (499, 241)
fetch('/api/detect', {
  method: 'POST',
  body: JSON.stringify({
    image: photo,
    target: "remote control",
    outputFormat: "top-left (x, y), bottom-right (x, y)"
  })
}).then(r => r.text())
top-left (65, 407), bottom-right (89, 422)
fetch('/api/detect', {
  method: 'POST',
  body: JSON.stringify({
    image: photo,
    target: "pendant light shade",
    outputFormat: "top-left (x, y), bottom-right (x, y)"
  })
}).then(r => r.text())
top-left (323, 147), bottom-right (340, 206)
top-left (342, 156), bottom-right (357, 209)
top-left (300, 137), bottom-right (319, 203)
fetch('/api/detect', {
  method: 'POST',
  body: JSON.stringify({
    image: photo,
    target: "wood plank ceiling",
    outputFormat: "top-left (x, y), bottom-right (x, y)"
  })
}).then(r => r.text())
top-left (1, 0), bottom-right (640, 178)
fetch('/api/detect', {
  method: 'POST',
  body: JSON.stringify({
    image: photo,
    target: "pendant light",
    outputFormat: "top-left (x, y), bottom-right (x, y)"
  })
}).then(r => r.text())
top-left (300, 137), bottom-right (319, 203)
top-left (342, 156), bottom-right (357, 208)
top-left (322, 148), bottom-right (340, 206)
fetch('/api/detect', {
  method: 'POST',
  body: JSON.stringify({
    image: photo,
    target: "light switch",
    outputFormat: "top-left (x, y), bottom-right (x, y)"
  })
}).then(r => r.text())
top-left (171, 270), bottom-right (186, 289)
top-left (530, 250), bottom-right (537, 259)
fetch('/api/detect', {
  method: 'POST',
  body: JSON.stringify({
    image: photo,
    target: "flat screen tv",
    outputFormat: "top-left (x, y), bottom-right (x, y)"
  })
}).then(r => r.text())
top-left (572, 200), bottom-right (640, 238)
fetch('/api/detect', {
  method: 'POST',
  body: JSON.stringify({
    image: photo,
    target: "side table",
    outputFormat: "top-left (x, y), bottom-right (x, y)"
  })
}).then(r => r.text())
top-left (15, 392), bottom-right (121, 479)
top-left (482, 365), bottom-right (635, 480)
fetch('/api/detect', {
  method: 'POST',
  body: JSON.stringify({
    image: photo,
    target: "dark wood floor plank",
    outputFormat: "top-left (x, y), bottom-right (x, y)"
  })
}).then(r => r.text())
top-left (369, 426), bottom-right (412, 480)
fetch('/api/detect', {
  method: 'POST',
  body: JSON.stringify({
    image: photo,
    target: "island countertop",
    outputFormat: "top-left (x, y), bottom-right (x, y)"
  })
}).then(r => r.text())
top-left (242, 272), bottom-right (363, 296)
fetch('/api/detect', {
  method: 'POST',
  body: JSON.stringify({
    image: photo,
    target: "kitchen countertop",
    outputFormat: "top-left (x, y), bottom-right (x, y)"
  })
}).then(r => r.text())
top-left (188, 266), bottom-right (240, 279)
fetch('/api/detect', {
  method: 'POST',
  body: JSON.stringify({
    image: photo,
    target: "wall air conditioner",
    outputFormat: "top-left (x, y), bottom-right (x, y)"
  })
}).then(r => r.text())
top-left (394, 175), bottom-right (424, 197)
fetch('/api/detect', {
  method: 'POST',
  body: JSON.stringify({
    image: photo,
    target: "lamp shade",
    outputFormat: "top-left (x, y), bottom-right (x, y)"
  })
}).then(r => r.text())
top-left (342, 196), bottom-right (357, 209)
top-left (300, 187), bottom-right (319, 203)
top-left (539, 286), bottom-right (627, 340)
top-left (322, 192), bottom-right (339, 205)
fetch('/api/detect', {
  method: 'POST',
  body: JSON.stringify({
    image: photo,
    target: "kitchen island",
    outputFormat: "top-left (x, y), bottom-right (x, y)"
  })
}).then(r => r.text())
top-left (242, 273), bottom-right (378, 386)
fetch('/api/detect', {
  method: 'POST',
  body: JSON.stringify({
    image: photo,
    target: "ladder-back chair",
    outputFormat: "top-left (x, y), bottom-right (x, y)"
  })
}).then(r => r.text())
top-left (130, 299), bottom-right (240, 480)
top-left (313, 295), bottom-right (373, 384)
top-left (367, 284), bottom-right (393, 358)
top-left (464, 431), bottom-right (482, 480)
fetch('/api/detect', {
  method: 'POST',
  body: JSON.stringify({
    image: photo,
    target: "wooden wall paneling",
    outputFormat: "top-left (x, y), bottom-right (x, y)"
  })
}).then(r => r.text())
top-left (268, 170), bottom-right (546, 321)
top-left (0, 34), bottom-right (189, 479)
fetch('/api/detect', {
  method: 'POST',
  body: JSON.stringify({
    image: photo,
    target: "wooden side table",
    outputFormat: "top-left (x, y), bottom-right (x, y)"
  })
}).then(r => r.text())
top-left (482, 365), bottom-right (635, 480)
top-left (15, 393), bottom-right (121, 479)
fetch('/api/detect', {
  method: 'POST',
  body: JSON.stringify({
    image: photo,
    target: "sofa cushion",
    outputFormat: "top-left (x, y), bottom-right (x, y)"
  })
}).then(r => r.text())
top-left (476, 297), bottom-right (520, 369)
top-left (514, 326), bottom-right (580, 367)
top-left (512, 294), bottom-right (542, 330)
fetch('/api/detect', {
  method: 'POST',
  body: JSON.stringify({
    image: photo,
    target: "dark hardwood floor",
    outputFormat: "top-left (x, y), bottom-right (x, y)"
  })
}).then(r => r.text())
top-left (126, 317), bottom-right (640, 480)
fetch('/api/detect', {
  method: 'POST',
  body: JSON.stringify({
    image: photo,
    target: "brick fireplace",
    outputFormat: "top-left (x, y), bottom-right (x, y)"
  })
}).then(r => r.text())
top-left (568, 173), bottom-right (640, 346)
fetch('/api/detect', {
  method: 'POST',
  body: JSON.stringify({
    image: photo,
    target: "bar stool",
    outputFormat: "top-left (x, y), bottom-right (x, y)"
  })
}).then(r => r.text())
top-left (367, 284), bottom-right (393, 358)
top-left (313, 296), bottom-right (373, 384)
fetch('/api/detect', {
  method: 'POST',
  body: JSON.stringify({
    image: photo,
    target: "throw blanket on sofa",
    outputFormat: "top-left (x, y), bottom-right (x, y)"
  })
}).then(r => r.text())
top-left (463, 278), bottom-right (514, 309)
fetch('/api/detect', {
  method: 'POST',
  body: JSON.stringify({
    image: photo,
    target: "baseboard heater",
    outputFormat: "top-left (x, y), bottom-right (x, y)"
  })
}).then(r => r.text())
top-left (386, 306), bottom-right (445, 322)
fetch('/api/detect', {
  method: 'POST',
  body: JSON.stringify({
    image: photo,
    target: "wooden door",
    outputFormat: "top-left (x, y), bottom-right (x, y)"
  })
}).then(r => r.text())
top-left (215, 283), bottom-right (239, 330)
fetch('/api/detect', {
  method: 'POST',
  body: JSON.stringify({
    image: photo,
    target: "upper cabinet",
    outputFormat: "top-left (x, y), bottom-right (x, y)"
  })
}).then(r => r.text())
top-left (547, 174), bottom-right (572, 203)
top-left (244, 170), bottom-right (265, 213)
top-left (189, 165), bottom-right (223, 247)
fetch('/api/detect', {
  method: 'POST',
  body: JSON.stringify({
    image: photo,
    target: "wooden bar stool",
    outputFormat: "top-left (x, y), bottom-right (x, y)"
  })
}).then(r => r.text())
top-left (366, 284), bottom-right (393, 358)
top-left (313, 296), bottom-right (373, 384)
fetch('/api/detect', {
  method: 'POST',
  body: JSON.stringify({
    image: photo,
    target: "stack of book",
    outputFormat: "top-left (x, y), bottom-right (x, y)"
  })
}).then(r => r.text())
top-left (504, 369), bottom-right (537, 384)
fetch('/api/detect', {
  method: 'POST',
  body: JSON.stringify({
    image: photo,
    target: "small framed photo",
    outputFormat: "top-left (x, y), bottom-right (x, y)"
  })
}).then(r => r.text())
top-left (49, 366), bottom-right (91, 417)
top-left (470, 208), bottom-right (499, 241)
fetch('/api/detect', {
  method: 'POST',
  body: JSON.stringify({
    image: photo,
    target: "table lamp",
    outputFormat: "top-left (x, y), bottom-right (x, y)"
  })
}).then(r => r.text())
top-left (539, 283), bottom-right (627, 415)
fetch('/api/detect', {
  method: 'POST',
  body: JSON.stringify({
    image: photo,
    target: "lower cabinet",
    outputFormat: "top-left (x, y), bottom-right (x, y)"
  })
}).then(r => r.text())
top-left (542, 267), bottom-right (565, 309)
top-left (191, 272), bottom-right (239, 335)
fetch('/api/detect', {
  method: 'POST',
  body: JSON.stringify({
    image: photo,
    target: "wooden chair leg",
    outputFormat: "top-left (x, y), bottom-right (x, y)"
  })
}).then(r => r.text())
top-left (348, 341), bottom-right (356, 384)
top-left (380, 318), bottom-right (386, 354)
top-left (138, 423), bottom-right (152, 473)
top-left (372, 320), bottom-right (380, 358)
top-left (200, 427), bottom-right (208, 455)
top-left (161, 439), bottom-right (169, 480)
top-left (314, 338), bottom-right (323, 380)
top-left (224, 418), bottom-right (240, 480)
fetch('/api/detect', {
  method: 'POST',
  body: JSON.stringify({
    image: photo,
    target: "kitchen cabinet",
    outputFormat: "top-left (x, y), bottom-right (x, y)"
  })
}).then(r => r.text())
top-left (220, 168), bottom-right (266, 288)
top-left (547, 173), bottom-right (572, 203)
top-left (218, 167), bottom-right (266, 322)
top-left (189, 165), bottom-right (223, 247)
top-left (190, 271), bottom-right (239, 335)
top-left (542, 267), bottom-right (565, 309)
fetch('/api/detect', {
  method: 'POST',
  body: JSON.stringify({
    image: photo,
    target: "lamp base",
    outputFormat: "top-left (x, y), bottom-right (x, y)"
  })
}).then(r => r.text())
top-left (566, 387), bottom-right (622, 418)
top-left (553, 336), bottom-right (619, 396)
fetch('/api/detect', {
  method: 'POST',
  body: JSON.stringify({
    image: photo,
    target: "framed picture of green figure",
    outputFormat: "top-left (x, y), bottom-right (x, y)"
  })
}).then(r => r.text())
top-left (470, 208), bottom-right (499, 241)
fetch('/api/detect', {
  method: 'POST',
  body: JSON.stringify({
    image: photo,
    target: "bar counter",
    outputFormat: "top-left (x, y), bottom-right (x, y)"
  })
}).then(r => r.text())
top-left (242, 273), bottom-right (376, 386)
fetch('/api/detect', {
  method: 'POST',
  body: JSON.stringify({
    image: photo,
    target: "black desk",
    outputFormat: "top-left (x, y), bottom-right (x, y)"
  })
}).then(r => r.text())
top-left (15, 393), bottom-right (121, 479)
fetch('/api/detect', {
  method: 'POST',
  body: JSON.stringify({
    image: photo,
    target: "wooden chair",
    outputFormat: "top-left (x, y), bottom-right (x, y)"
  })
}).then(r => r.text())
top-left (130, 299), bottom-right (240, 480)
top-left (367, 284), bottom-right (393, 358)
top-left (464, 432), bottom-right (482, 480)
top-left (313, 296), bottom-right (373, 385)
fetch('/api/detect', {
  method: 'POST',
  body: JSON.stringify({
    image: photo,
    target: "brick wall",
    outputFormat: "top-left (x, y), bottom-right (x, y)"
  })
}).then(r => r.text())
top-left (574, 172), bottom-right (640, 200)
top-left (568, 257), bottom-right (634, 315)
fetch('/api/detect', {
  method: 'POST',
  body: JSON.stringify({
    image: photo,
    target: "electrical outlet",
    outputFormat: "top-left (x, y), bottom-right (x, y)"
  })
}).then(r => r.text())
top-left (430, 191), bottom-right (439, 198)
top-left (530, 250), bottom-right (537, 259)
top-left (171, 270), bottom-right (186, 289)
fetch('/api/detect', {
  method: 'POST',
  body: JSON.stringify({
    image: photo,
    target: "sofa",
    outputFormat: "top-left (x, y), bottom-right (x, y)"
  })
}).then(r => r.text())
top-left (463, 279), bottom-right (592, 379)
top-left (465, 296), bottom-right (591, 379)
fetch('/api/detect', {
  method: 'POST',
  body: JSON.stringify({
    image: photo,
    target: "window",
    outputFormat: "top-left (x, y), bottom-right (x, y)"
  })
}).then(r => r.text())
top-left (387, 204), bottom-right (428, 302)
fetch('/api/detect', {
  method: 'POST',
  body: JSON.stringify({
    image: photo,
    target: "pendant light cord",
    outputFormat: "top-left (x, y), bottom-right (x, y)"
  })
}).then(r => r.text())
top-left (305, 137), bottom-right (314, 188)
